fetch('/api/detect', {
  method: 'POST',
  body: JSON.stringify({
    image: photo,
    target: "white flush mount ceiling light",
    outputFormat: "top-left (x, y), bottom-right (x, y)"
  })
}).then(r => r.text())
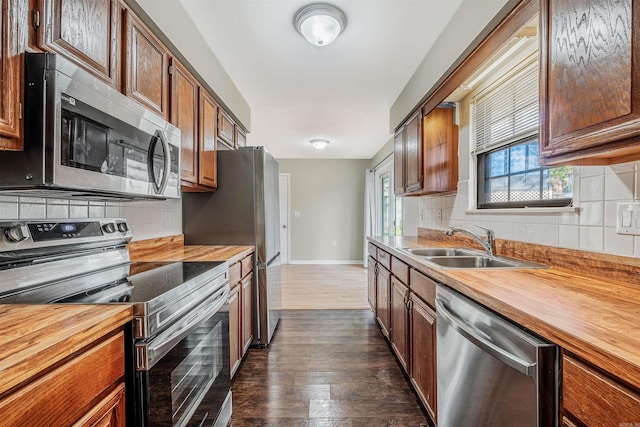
top-left (294, 4), bottom-right (347, 46)
top-left (310, 139), bottom-right (330, 149)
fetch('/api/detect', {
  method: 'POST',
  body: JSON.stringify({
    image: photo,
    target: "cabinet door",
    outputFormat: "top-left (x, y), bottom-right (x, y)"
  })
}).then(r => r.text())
top-left (423, 107), bottom-right (458, 193)
top-left (170, 59), bottom-right (199, 187)
top-left (241, 273), bottom-right (253, 356)
top-left (217, 109), bottom-right (235, 148)
top-left (72, 383), bottom-right (125, 427)
top-left (236, 127), bottom-right (246, 147)
top-left (229, 285), bottom-right (241, 378)
top-left (376, 266), bottom-right (390, 338)
top-left (123, 9), bottom-right (169, 118)
top-left (404, 112), bottom-right (423, 193)
top-left (393, 129), bottom-right (404, 195)
top-left (563, 355), bottom-right (640, 425)
top-left (40, 0), bottom-right (119, 88)
top-left (540, 0), bottom-right (640, 164)
top-left (367, 257), bottom-right (377, 312)
top-left (0, 0), bottom-right (24, 149)
top-left (198, 90), bottom-right (218, 188)
top-left (390, 276), bottom-right (409, 372)
top-left (410, 293), bottom-right (437, 422)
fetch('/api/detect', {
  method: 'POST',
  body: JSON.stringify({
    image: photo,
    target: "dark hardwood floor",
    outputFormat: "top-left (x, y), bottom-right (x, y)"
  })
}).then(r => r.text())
top-left (230, 310), bottom-right (431, 426)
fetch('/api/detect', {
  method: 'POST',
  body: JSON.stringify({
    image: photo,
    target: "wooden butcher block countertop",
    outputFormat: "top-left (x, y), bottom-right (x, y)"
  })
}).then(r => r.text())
top-left (369, 235), bottom-right (640, 390)
top-left (128, 235), bottom-right (254, 264)
top-left (0, 304), bottom-right (132, 396)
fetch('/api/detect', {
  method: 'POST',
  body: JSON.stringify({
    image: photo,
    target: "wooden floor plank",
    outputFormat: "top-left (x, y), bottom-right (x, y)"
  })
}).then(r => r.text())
top-left (230, 310), bottom-right (431, 427)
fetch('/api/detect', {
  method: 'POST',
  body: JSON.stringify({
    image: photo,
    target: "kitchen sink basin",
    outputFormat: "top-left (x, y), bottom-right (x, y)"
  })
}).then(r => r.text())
top-left (424, 255), bottom-right (548, 270)
top-left (401, 247), bottom-right (480, 257)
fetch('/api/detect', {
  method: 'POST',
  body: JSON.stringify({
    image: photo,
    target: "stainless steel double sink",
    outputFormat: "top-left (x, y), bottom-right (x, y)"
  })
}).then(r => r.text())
top-left (400, 247), bottom-right (548, 269)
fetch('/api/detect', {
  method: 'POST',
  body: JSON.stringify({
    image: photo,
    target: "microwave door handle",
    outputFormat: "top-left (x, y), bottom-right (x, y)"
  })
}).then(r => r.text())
top-left (154, 130), bottom-right (171, 194)
top-left (147, 131), bottom-right (170, 194)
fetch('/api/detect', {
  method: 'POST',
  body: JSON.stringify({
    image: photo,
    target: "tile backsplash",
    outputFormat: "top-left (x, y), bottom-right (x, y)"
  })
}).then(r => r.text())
top-left (419, 161), bottom-right (640, 258)
top-left (0, 196), bottom-right (182, 241)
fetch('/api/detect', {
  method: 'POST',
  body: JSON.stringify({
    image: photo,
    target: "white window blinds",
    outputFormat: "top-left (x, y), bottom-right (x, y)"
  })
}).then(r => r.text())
top-left (471, 56), bottom-right (538, 154)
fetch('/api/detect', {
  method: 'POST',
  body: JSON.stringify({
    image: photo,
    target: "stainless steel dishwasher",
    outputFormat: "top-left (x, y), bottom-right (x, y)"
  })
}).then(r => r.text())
top-left (436, 285), bottom-right (558, 427)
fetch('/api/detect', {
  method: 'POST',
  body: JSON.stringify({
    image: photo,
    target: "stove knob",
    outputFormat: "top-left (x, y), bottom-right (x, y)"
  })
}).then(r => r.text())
top-left (4, 225), bottom-right (29, 242)
top-left (102, 222), bottom-right (117, 234)
top-left (117, 222), bottom-right (129, 233)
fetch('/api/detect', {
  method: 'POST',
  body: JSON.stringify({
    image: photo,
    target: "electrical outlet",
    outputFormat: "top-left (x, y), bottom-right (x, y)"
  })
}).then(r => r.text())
top-left (294, 211), bottom-right (301, 218)
top-left (617, 203), bottom-right (640, 235)
top-left (437, 209), bottom-right (443, 222)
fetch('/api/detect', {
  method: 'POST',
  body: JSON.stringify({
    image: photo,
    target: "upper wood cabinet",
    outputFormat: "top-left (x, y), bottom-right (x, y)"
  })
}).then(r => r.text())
top-left (170, 59), bottom-right (199, 186)
top-left (236, 126), bottom-right (246, 148)
top-left (394, 106), bottom-right (457, 196)
top-left (423, 106), bottom-right (458, 193)
top-left (0, 0), bottom-right (25, 150)
top-left (217, 109), bottom-right (235, 149)
top-left (540, 0), bottom-right (640, 165)
top-left (198, 89), bottom-right (218, 188)
top-left (123, 8), bottom-right (169, 118)
top-left (38, 0), bottom-right (120, 88)
top-left (394, 111), bottom-right (422, 195)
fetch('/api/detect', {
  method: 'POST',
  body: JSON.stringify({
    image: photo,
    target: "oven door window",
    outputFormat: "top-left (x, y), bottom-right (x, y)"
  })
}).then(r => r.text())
top-left (60, 94), bottom-right (178, 190)
top-left (140, 312), bottom-right (230, 427)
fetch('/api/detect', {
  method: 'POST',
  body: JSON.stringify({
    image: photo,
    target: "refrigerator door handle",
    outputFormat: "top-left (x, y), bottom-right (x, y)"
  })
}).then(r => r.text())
top-left (258, 252), bottom-right (281, 269)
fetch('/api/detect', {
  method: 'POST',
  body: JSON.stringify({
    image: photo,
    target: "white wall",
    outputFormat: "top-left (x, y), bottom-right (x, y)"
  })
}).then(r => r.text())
top-left (278, 159), bottom-right (369, 263)
top-left (390, 0), bottom-right (516, 130)
top-left (0, 196), bottom-right (182, 242)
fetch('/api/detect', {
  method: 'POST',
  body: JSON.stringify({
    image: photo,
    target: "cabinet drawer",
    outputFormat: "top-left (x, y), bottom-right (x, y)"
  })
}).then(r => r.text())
top-left (391, 257), bottom-right (409, 285)
top-left (410, 269), bottom-right (437, 308)
top-left (563, 355), bottom-right (640, 425)
top-left (377, 248), bottom-right (391, 269)
top-left (241, 254), bottom-right (254, 277)
top-left (368, 242), bottom-right (377, 258)
top-left (0, 332), bottom-right (124, 426)
top-left (229, 261), bottom-right (241, 285)
top-left (72, 382), bottom-right (125, 427)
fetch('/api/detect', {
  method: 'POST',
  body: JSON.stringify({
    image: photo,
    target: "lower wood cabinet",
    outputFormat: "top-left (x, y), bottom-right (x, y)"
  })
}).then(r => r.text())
top-left (229, 284), bottom-right (241, 377)
top-left (376, 265), bottom-right (391, 338)
top-left (367, 257), bottom-right (376, 311)
top-left (229, 252), bottom-right (255, 378)
top-left (563, 354), bottom-right (640, 425)
top-left (0, 332), bottom-right (126, 426)
top-left (409, 293), bottom-right (437, 422)
top-left (390, 276), bottom-right (409, 372)
top-left (241, 272), bottom-right (254, 355)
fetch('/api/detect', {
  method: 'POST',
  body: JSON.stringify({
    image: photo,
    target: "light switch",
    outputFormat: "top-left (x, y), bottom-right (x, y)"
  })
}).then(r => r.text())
top-left (617, 203), bottom-right (640, 235)
top-left (622, 209), bottom-right (632, 227)
top-left (294, 211), bottom-right (301, 218)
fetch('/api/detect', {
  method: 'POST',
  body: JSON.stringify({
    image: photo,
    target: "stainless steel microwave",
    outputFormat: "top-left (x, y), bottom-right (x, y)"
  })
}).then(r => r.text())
top-left (0, 53), bottom-right (180, 200)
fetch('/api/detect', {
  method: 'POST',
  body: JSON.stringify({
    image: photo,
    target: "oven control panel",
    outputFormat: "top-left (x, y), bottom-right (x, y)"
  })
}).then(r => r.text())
top-left (0, 218), bottom-right (132, 249)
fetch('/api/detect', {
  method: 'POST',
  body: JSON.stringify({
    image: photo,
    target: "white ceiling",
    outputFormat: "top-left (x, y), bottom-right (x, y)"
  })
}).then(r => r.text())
top-left (175, 0), bottom-right (464, 159)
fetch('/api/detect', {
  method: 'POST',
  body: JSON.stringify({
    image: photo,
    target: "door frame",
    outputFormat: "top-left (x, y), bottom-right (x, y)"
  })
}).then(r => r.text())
top-left (279, 173), bottom-right (291, 264)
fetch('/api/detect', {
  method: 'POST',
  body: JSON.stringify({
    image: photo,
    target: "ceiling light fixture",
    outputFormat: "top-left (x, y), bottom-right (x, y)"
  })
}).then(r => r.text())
top-left (294, 4), bottom-right (347, 47)
top-left (310, 139), bottom-right (330, 150)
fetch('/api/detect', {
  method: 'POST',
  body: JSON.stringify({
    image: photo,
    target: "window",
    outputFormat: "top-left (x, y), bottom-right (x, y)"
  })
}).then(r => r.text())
top-left (472, 55), bottom-right (572, 209)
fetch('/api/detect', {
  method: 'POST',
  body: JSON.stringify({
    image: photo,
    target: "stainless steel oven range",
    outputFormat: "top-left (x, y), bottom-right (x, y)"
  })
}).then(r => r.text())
top-left (0, 219), bottom-right (231, 427)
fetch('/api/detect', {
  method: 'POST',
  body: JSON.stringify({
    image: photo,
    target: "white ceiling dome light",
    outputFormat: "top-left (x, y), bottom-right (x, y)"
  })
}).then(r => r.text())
top-left (294, 4), bottom-right (347, 47)
top-left (310, 139), bottom-right (330, 149)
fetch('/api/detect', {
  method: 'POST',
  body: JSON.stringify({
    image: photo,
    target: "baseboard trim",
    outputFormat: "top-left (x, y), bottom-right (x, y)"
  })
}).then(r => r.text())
top-left (288, 260), bottom-right (364, 265)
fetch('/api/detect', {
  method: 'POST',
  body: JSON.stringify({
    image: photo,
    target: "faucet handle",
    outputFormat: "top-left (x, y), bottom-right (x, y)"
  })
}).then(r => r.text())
top-left (475, 225), bottom-right (494, 238)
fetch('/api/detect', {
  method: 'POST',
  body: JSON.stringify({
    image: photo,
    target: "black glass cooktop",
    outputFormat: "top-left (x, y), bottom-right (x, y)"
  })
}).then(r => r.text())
top-left (0, 261), bottom-right (226, 305)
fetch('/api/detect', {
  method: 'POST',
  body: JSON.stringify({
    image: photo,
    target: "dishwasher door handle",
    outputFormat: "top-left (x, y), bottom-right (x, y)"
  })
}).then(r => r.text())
top-left (436, 297), bottom-right (536, 377)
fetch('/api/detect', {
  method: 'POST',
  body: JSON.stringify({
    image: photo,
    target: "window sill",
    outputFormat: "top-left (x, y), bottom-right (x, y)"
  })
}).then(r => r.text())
top-left (465, 206), bottom-right (580, 215)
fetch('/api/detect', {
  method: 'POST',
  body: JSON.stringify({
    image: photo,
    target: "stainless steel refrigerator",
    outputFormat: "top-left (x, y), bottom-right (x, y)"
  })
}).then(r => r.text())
top-left (182, 147), bottom-right (281, 346)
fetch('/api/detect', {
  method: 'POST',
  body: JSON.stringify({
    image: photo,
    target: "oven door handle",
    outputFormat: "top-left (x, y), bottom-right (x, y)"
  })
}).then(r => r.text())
top-left (136, 284), bottom-right (230, 371)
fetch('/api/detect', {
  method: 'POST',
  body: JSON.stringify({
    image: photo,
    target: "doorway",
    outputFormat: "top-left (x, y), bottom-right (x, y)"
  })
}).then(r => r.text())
top-left (278, 173), bottom-right (290, 264)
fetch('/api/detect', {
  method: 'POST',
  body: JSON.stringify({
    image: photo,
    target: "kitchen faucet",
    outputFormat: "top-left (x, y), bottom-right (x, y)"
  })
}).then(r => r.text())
top-left (445, 225), bottom-right (496, 257)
